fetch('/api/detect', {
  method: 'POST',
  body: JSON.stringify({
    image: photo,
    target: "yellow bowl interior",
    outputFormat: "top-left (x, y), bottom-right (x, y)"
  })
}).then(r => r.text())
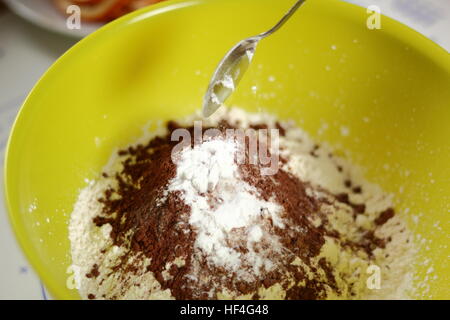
top-left (4, 0), bottom-right (450, 299)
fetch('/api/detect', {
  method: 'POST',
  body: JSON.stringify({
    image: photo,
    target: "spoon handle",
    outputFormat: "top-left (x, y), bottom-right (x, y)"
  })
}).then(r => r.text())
top-left (259, 0), bottom-right (307, 39)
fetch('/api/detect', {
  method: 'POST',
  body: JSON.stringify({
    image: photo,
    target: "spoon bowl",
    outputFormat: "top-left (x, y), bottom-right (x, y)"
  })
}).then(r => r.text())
top-left (203, 37), bottom-right (259, 117)
top-left (202, 0), bottom-right (307, 117)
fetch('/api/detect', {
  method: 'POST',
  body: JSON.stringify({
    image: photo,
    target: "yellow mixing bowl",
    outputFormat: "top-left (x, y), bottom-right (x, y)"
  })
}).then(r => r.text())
top-left (4, 0), bottom-right (450, 299)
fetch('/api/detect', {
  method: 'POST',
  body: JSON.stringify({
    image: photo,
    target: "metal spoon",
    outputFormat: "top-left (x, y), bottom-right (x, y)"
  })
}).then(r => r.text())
top-left (202, 0), bottom-right (307, 117)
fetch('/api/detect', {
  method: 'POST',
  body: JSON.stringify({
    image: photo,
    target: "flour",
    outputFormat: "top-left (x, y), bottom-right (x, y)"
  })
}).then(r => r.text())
top-left (168, 138), bottom-right (282, 274)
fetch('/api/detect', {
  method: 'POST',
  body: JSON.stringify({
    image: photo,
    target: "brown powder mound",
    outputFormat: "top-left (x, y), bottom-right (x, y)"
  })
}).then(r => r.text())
top-left (92, 121), bottom-right (394, 300)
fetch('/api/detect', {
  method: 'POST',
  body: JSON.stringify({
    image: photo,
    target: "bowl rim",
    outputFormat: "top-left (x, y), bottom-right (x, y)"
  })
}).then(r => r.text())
top-left (3, 0), bottom-right (450, 300)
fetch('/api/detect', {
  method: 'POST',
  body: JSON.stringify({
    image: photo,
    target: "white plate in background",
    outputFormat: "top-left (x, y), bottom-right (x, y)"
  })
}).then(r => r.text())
top-left (3, 0), bottom-right (102, 38)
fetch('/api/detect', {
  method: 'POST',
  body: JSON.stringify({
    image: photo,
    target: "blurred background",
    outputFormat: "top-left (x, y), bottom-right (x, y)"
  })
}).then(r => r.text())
top-left (0, 0), bottom-right (449, 299)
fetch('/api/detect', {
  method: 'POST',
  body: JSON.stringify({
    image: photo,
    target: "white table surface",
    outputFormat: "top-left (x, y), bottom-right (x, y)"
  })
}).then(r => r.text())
top-left (0, 0), bottom-right (449, 300)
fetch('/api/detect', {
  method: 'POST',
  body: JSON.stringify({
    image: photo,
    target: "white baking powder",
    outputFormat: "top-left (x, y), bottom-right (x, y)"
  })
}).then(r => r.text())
top-left (168, 138), bottom-right (282, 275)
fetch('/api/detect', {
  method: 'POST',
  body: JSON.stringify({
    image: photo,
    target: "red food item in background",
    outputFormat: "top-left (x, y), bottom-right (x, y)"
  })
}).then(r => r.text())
top-left (104, 0), bottom-right (133, 20)
top-left (53, 0), bottom-right (165, 22)
top-left (105, 0), bottom-right (164, 20)
top-left (53, 0), bottom-right (131, 22)
top-left (70, 0), bottom-right (104, 4)
top-left (128, 0), bottom-right (165, 10)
